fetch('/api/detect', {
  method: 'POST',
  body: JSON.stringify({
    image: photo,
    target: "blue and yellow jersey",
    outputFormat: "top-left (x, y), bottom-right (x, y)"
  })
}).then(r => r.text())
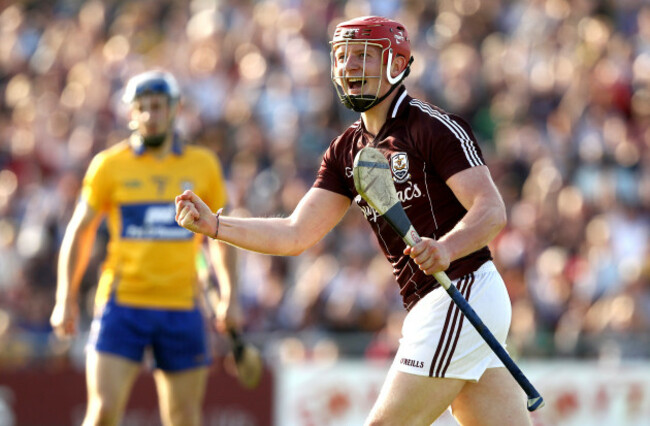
top-left (82, 136), bottom-right (227, 310)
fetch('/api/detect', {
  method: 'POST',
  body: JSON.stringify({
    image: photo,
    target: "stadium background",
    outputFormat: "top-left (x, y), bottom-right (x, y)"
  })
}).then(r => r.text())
top-left (0, 0), bottom-right (648, 424)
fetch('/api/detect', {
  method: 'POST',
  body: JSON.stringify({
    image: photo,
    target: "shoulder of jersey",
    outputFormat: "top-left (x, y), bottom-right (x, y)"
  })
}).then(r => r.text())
top-left (406, 98), bottom-right (443, 118)
top-left (183, 143), bottom-right (213, 155)
top-left (340, 120), bottom-right (362, 137)
top-left (182, 144), bottom-right (219, 162)
top-left (93, 140), bottom-right (131, 162)
top-left (406, 98), bottom-right (459, 131)
top-left (96, 141), bottom-right (216, 160)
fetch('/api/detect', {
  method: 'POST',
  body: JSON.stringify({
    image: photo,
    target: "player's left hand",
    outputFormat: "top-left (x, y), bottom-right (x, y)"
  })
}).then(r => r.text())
top-left (404, 237), bottom-right (451, 275)
top-left (215, 298), bottom-right (243, 335)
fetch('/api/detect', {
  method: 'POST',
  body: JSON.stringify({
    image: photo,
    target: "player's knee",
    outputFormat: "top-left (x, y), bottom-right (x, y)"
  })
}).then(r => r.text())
top-left (364, 405), bottom-right (389, 426)
top-left (167, 411), bottom-right (200, 426)
top-left (366, 416), bottom-right (432, 426)
top-left (84, 398), bottom-right (123, 426)
top-left (365, 416), bottom-right (391, 426)
top-left (365, 409), bottom-right (438, 426)
top-left (165, 403), bottom-right (201, 426)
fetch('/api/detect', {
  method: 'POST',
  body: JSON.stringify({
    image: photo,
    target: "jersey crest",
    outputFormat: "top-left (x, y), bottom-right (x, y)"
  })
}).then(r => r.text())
top-left (390, 152), bottom-right (410, 183)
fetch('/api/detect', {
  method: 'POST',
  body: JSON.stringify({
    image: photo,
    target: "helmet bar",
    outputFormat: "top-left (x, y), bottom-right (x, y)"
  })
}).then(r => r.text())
top-left (330, 16), bottom-right (413, 112)
top-left (331, 39), bottom-right (386, 112)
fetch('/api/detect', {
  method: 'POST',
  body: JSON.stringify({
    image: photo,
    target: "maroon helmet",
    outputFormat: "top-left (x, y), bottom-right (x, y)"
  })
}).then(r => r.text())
top-left (330, 16), bottom-right (414, 112)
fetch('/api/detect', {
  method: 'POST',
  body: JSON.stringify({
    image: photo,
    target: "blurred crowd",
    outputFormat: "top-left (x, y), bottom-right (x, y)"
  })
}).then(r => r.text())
top-left (0, 0), bottom-right (649, 369)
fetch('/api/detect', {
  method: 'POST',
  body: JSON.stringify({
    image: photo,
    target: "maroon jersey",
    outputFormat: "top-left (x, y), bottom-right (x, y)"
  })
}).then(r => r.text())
top-left (314, 86), bottom-right (492, 310)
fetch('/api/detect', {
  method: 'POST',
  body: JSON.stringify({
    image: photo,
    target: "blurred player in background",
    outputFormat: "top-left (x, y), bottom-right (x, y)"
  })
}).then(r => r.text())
top-left (175, 16), bottom-right (531, 425)
top-left (50, 70), bottom-right (240, 426)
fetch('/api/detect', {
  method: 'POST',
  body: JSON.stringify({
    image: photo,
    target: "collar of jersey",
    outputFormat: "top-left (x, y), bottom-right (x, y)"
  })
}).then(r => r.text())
top-left (358, 85), bottom-right (409, 136)
top-left (130, 132), bottom-right (184, 156)
top-left (388, 85), bottom-right (409, 120)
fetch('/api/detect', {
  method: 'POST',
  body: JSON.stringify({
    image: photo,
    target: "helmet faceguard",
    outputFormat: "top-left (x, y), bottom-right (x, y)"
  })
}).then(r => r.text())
top-left (330, 16), bottom-right (413, 112)
top-left (123, 70), bottom-right (180, 148)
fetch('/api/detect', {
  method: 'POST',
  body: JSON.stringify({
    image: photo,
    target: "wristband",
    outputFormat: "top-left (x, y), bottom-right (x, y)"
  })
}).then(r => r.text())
top-left (211, 208), bottom-right (223, 240)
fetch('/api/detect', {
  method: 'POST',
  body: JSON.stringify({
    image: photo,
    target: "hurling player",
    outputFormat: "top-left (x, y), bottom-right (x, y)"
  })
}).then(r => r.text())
top-left (51, 70), bottom-right (239, 426)
top-left (176, 17), bottom-right (530, 425)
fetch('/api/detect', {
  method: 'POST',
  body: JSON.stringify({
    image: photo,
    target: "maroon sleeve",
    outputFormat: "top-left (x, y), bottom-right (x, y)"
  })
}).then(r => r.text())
top-left (313, 137), bottom-right (355, 200)
top-left (417, 110), bottom-right (485, 182)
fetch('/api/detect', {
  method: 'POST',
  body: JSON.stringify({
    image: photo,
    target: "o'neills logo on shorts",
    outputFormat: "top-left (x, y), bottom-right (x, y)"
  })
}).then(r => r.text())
top-left (400, 358), bottom-right (424, 368)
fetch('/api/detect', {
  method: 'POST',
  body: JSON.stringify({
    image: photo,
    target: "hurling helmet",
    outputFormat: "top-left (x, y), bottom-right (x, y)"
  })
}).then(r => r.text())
top-left (122, 70), bottom-right (180, 105)
top-left (331, 16), bottom-right (413, 112)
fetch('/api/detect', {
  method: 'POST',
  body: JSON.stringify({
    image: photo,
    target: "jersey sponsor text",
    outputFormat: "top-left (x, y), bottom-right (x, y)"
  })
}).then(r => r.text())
top-left (396, 181), bottom-right (422, 203)
top-left (121, 203), bottom-right (193, 240)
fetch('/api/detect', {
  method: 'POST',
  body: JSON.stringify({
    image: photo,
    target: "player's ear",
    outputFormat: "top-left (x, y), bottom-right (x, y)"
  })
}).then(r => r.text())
top-left (391, 55), bottom-right (408, 79)
top-left (169, 98), bottom-right (181, 119)
top-left (127, 109), bottom-right (138, 130)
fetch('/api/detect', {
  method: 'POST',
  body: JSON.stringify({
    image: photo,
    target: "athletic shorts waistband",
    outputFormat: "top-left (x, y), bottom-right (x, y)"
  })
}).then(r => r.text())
top-left (472, 260), bottom-right (497, 275)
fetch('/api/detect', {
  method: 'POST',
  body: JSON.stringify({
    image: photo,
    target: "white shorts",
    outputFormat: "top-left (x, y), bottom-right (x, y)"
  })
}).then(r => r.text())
top-left (392, 261), bottom-right (512, 381)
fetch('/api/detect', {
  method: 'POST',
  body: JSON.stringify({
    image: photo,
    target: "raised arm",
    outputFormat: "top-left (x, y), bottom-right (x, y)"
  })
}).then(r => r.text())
top-left (176, 187), bottom-right (351, 256)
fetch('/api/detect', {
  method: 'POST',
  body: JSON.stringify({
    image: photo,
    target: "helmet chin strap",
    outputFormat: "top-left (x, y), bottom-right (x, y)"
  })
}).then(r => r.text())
top-left (342, 54), bottom-right (414, 113)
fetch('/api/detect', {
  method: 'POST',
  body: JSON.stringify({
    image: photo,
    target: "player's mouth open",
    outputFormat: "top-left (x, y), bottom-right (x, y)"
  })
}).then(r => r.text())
top-left (347, 77), bottom-right (365, 91)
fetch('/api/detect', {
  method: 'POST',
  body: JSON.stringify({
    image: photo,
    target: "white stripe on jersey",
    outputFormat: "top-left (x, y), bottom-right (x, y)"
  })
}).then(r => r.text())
top-left (421, 162), bottom-right (439, 231)
top-left (410, 99), bottom-right (484, 167)
top-left (392, 90), bottom-right (409, 118)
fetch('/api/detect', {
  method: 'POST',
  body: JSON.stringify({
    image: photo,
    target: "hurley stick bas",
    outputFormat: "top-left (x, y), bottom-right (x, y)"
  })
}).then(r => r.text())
top-left (227, 328), bottom-right (263, 389)
top-left (353, 147), bottom-right (544, 412)
top-left (202, 266), bottom-right (263, 390)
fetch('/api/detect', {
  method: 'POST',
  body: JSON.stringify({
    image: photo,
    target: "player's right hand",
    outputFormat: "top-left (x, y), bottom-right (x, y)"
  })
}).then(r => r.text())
top-left (175, 190), bottom-right (218, 237)
top-left (50, 301), bottom-right (78, 338)
top-left (404, 237), bottom-right (451, 276)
